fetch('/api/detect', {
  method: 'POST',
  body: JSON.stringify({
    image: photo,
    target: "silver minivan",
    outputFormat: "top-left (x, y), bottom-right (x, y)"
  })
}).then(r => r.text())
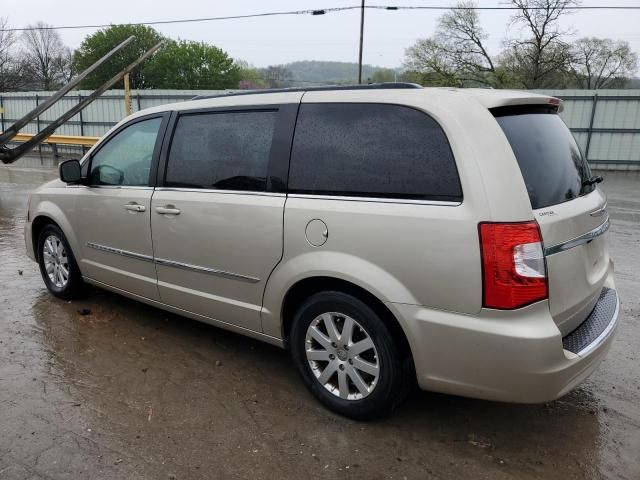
top-left (25, 84), bottom-right (619, 419)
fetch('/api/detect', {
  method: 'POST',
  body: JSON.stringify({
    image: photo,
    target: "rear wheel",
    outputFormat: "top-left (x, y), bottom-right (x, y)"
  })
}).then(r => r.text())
top-left (291, 291), bottom-right (409, 419)
top-left (37, 224), bottom-right (86, 299)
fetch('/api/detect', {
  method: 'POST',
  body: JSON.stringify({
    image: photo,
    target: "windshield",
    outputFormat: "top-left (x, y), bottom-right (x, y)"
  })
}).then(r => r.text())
top-left (494, 107), bottom-right (595, 209)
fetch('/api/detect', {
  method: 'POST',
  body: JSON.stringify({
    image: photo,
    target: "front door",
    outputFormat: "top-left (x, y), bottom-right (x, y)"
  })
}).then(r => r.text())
top-left (75, 114), bottom-right (167, 300)
top-left (151, 106), bottom-right (293, 332)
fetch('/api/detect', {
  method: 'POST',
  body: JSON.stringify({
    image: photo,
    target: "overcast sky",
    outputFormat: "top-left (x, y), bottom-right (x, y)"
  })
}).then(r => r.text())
top-left (6, 0), bottom-right (640, 68)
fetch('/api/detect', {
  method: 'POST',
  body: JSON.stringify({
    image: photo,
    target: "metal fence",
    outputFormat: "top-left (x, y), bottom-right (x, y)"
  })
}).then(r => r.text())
top-left (535, 89), bottom-right (640, 170)
top-left (0, 90), bottom-right (221, 159)
top-left (2, 88), bottom-right (639, 169)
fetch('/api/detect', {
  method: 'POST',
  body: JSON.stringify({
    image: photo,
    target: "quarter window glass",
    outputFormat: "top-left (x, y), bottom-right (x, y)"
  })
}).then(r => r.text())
top-left (165, 111), bottom-right (276, 191)
top-left (288, 103), bottom-right (462, 201)
top-left (89, 117), bottom-right (162, 186)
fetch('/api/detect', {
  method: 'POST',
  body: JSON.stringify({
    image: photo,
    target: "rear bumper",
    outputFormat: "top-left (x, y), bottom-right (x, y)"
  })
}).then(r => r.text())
top-left (390, 278), bottom-right (619, 403)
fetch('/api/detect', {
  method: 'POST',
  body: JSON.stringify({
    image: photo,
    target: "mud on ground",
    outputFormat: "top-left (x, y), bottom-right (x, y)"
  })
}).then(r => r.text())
top-left (1, 165), bottom-right (638, 479)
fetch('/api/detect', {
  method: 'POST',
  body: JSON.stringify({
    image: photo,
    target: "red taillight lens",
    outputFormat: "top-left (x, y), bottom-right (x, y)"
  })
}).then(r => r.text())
top-left (479, 222), bottom-right (548, 309)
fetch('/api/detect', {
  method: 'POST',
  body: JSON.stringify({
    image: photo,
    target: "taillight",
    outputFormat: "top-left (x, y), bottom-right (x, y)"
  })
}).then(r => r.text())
top-left (479, 222), bottom-right (547, 309)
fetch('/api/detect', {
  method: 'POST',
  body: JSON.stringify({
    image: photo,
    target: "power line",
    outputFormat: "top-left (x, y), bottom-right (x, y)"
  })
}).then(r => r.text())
top-left (1, 8), bottom-right (350, 32)
top-left (2, 4), bottom-right (640, 32)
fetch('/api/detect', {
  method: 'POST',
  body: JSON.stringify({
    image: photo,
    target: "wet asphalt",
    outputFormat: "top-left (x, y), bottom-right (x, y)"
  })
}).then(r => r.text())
top-left (0, 163), bottom-right (638, 480)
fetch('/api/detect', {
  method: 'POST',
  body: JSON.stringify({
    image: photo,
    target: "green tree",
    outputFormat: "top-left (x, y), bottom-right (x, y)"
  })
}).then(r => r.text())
top-left (234, 59), bottom-right (267, 89)
top-left (73, 24), bottom-right (164, 89)
top-left (370, 68), bottom-right (396, 83)
top-left (145, 40), bottom-right (240, 89)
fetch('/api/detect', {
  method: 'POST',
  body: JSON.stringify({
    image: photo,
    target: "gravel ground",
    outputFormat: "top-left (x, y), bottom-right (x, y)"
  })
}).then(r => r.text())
top-left (0, 164), bottom-right (638, 480)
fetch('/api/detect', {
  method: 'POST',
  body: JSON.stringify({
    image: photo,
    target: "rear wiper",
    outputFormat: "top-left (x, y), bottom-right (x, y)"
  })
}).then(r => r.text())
top-left (582, 175), bottom-right (603, 187)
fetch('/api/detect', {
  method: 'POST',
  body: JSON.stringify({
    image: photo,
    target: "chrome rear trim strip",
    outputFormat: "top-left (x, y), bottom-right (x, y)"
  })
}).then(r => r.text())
top-left (86, 242), bottom-right (259, 283)
top-left (86, 242), bottom-right (154, 262)
top-left (154, 258), bottom-right (260, 283)
top-left (544, 217), bottom-right (610, 256)
top-left (589, 203), bottom-right (607, 217)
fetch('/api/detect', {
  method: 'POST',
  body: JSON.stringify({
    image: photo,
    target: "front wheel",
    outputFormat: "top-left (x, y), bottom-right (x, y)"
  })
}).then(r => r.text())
top-left (37, 224), bottom-right (86, 299)
top-left (291, 291), bottom-right (409, 420)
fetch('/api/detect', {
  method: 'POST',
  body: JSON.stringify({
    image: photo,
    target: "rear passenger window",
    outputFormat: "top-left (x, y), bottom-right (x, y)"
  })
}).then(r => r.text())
top-left (165, 110), bottom-right (276, 191)
top-left (288, 103), bottom-right (462, 201)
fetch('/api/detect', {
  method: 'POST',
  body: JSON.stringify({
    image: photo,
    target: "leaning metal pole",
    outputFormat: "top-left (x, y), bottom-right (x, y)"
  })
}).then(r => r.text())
top-left (0, 41), bottom-right (164, 164)
top-left (0, 36), bottom-right (135, 146)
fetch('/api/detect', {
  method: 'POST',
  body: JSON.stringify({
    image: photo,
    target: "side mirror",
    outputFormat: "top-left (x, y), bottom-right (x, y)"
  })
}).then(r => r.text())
top-left (59, 159), bottom-right (82, 184)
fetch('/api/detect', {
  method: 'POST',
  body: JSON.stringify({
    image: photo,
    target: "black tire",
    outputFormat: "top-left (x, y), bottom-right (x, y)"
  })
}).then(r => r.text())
top-left (37, 224), bottom-right (86, 299)
top-left (291, 291), bottom-right (409, 420)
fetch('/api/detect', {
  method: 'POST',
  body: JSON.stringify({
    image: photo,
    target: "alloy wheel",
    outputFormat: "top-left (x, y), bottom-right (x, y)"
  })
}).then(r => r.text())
top-left (42, 234), bottom-right (69, 288)
top-left (305, 312), bottom-right (380, 400)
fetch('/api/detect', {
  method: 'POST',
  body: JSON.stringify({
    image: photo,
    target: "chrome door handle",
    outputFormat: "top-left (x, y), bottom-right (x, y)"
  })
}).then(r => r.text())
top-left (155, 205), bottom-right (181, 215)
top-left (124, 203), bottom-right (146, 212)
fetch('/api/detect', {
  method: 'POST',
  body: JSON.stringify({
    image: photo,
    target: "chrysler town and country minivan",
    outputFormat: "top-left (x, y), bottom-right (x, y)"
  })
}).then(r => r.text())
top-left (25, 84), bottom-right (619, 419)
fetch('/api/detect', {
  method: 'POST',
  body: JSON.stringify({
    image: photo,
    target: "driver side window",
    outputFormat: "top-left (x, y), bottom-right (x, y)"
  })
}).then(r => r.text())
top-left (89, 117), bottom-right (162, 186)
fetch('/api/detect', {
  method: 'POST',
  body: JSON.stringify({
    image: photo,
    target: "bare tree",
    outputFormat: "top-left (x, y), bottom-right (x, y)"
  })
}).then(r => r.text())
top-left (403, 1), bottom-right (500, 87)
top-left (436, 3), bottom-right (497, 84)
top-left (21, 21), bottom-right (71, 90)
top-left (0, 17), bottom-right (27, 91)
top-left (505, 0), bottom-right (579, 88)
top-left (260, 65), bottom-right (293, 88)
top-left (404, 38), bottom-right (462, 86)
top-left (0, 17), bottom-right (15, 70)
top-left (570, 37), bottom-right (638, 89)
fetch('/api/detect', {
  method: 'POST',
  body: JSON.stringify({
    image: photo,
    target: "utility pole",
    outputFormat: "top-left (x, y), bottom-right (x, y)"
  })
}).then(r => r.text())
top-left (358, 0), bottom-right (365, 84)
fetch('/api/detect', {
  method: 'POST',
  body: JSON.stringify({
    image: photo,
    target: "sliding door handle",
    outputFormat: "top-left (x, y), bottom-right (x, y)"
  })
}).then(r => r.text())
top-left (155, 205), bottom-right (181, 215)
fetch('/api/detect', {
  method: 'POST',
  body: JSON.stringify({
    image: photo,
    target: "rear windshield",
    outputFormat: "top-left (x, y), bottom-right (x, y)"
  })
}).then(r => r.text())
top-left (494, 107), bottom-right (595, 209)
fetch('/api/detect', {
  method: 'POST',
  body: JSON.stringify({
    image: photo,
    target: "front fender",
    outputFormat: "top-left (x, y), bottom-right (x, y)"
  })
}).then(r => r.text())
top-left (31, 195), bottom-right (80, 268)
top-left (261, 250), bottom-right (418, 338)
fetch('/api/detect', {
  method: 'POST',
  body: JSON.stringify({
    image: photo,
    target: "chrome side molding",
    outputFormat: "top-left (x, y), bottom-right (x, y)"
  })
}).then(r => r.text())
top-left (154, 258), bottom-right (260, 283)
top-left (86, 242), bottom-right (259, 283)
top-left (544, 217), bottom-right (610, 256)
top-left (86, 242), bottom-right (154, 262)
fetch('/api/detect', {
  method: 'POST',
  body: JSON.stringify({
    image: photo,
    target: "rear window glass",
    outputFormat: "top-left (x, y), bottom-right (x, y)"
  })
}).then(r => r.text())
top-left (494, 108), bottom-right (595, 209)
top-left (288, 103), bottom-right (462, 201)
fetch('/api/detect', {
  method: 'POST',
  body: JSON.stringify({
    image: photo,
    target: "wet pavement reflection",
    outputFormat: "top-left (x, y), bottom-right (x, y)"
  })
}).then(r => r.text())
top-left (1, 163), bottom-right (639, 479)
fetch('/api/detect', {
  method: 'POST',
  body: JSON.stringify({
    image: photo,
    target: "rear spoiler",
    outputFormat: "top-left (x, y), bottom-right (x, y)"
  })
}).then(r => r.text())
top-left (469, 90), bottom-right (564, 113)
top-left (490, 104), bottom-right (561, 117)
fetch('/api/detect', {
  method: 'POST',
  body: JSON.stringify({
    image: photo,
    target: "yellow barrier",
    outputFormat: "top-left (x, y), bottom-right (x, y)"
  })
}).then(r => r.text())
top-left (12, 132), bottom-right (99, 147)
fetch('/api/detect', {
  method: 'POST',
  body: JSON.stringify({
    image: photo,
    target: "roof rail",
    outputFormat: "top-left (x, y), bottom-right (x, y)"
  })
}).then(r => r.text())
top-left (192, 82), bottom-right (422, 100)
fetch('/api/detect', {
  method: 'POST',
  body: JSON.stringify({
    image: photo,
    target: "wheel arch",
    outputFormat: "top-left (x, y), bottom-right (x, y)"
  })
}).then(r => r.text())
top-left (30, 207), bottom-right (79, 264)
top-left (280, 276), bottom-right (414, 367)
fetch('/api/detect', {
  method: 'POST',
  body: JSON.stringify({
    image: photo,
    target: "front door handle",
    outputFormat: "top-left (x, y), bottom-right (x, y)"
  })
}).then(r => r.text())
top-left (124, 203), bottom-right (146, 213)
top-left (155, 205), bottom-right (181, 215)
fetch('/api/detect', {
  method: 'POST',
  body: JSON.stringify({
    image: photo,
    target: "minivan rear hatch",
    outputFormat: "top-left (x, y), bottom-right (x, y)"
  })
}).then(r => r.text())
top-left (493, 105), bottom-right (610, 336)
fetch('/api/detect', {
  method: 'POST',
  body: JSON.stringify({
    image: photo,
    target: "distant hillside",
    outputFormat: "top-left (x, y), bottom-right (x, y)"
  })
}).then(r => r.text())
top-left (282, 60), bottom-right (391, 86)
